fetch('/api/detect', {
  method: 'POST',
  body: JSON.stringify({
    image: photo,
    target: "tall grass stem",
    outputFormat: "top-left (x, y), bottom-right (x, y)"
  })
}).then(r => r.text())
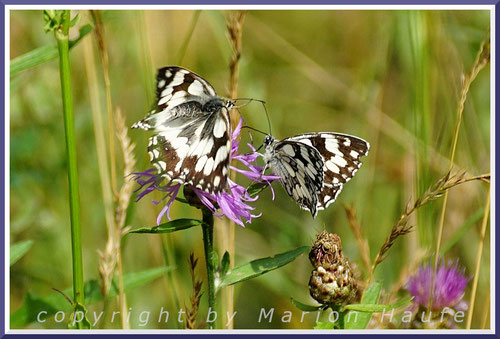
top-left (55, 9), bottom-right (86, 327)
top-left (433, 37), bottom-right (490, 306)
top-left (466, 185), bottom-right (490, 329)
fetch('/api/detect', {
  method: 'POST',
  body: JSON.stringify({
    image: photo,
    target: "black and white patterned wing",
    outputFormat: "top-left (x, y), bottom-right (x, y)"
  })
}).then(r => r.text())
top-left (147, 108), bottom-right (231, 194)
top-left (134, 66), bottom-right (232, 194)
top-left (132, 66), bottom-right (218, 131)
top-left (266, 140), bottom-right (325, 218)
top-left (290, 133), bottom-right (369, 210)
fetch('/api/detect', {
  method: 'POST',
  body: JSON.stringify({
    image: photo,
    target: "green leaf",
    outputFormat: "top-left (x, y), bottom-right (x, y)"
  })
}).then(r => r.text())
top-left (129, 218), bottom-right (204, 234)
top-left (344, 296), bottom-right (413, 312)
top-left (10, 24), bottom-right (92, 77)
top-left (67, 302), bottom-right (92, 329)
top-left (220, 251), bottom-right (230, 276)
top-left (314, 321), bottom-right (335, 329)
top-left (10, 240), bottom-right (34, 266)
top-left (344, 281), bottom-right (382, 329)
top-left (69, 13), bottom-right (80, 27)
top-left (291, 297), bottom-right (322, 312)
top-left (219, 246), bottom-right (309, 288)
top-left (247, 182), bottom-right (268, 198)
top-left (10, 266), bottom-right (173, 328)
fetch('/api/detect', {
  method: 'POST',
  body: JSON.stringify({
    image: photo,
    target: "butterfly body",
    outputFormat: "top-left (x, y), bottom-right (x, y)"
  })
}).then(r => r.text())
top-left (263, 133), bottom-right (369, 218)
top-left (133, 66), bottom-right (234, 194)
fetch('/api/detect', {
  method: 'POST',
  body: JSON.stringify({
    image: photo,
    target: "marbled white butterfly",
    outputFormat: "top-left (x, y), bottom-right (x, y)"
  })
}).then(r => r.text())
top-left (263, 133), bottom-right (369, 218)
top-left (132, 66), bottom-right (234, 194)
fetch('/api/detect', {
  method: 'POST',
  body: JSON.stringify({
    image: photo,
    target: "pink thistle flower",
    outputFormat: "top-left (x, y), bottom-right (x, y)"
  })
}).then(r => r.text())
top-left (133, 118), bottom-right (277, 227)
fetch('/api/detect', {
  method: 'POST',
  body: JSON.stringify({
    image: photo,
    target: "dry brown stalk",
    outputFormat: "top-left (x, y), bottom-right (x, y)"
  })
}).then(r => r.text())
top-left (434, 35), bottom-right (490, 275)
top-left (217, 10), bottom-right (247, 329)
top-left (371, 172), bottom-right (490, 276)
top-left (114, 108), bottom-right (137, 229)
top-left (90, 10), bottom-right (117, 196)
top-left (226, 10), bottom-right (247, 115)
top-left (343, 204), bottom-right (371, 275)
top-left (466, 184), bottom-right (491, 329)
top-left (185, 253), bottom-right (204, 329)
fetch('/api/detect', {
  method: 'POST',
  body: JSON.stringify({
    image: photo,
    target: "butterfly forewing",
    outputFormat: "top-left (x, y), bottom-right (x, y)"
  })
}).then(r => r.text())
top-left (266, 140), bottom-right (325, 217)
top-left (135, 66), bottom-right (232, 195)
top-left (290, 133), bottom-right (370, 210)
top-left (132, 66), bottom-right (218, 131)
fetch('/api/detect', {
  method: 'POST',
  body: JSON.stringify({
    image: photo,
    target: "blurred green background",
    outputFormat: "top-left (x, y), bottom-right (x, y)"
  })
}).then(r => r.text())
top-left (10, 9), bottom-right (490, 329)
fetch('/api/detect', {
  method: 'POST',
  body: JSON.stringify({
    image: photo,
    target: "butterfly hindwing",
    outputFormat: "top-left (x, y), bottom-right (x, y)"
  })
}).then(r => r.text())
top-left (290, 133), bottom-right (369, 210)
top-left (135, 66), bottom-right (232, 194)
top-left (265, 139), bottom-right (325, 217)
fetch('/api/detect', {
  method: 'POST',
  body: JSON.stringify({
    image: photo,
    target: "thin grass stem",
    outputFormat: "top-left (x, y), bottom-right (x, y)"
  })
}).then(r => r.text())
top-left (466, 185), bottom-right (490, 329)
top-left (54, 9), bottom-right (86, 328)
top-left (433, 36), bottom-right (490, 308)
top-left (177, 11), bottom-right (201, 65)
top-left (220, 10), bottom-right (247, 328)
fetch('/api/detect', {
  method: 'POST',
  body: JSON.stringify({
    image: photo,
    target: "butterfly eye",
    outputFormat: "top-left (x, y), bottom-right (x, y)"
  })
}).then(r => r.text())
top-left (263, 135), bottom-right (273, 146)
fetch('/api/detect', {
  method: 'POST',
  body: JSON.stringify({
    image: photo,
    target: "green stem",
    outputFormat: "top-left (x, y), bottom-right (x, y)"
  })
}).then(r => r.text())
top-left (55, 10), bottom-right (86, 328)
top-left (201, 208), bottom-right (216, 329)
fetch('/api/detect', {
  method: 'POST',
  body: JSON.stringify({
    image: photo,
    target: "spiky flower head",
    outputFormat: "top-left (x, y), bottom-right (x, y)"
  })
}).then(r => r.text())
top-left (308, 231), bottom-right (357, 305)
top-left (407, 260), bottom-right (469, 311)
top-left (405, 259), bottom-right (469, 329)
top-left (132, 118), bottom-right (277, 227)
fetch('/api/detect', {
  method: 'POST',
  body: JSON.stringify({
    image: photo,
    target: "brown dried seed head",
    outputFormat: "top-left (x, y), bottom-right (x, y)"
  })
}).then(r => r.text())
top-left (308, 232), bottom-right (357, 305)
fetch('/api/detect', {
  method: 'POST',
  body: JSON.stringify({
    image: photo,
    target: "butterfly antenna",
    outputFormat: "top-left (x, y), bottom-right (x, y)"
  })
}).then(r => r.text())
top-left (233, 97), bottom-right (273, 135)
top-left (242, 125), bottom-right (267, 136)
top-left (260, 100), bottom-right (272, 136)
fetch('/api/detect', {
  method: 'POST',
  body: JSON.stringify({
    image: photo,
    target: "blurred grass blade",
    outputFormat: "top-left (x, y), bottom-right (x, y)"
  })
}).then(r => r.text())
top-left (10, 266), bottom-right (173, 328)
top-left (219, 246), bottom-right (309, 288)
top-left (314, 321), bottom-right (335, 329)
top-left (344, 296), bottom-right (413, 312)
top-left (440, 209), bottom-right (484, 255)
top-left (291, 297), bottom-right (322, 312)
top-left (128, 218), bottom-right (205, 234)
top-left (10, 240), bottom-right (34, 266)
top-left (10, 24), bottom-right (92, 77)
top-left (344, 281), bottom-right (382, 329)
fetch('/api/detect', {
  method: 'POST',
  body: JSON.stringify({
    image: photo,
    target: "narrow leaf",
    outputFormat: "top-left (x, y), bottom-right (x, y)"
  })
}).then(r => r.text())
top-left (10, 240), bottom-right (34, 266)
top-left (219, 246), bottom-right (309, 287)
top-left (344, 296), bottom-right (413, 312)
top-left (344, 281), bottom-right (382, 329)
top-left (10, 266), bottom-right (173, 328)
top-left (129, 218), bottom-right (204, 234)
top-left (220, 251), bottom-right (230, 276)
top-left (291, 297), bottom-right (322, 312)
top-left (247, 182), bottom-right (268, 198)
top-left (10, 24), bottom-right (92, 77)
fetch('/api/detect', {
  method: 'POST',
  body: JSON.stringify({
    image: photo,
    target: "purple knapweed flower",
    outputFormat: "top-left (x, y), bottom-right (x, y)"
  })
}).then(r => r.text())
top-left (407, 260), bottom-right (469, 311)
top-left (133, 118), bottom-right (278, 227)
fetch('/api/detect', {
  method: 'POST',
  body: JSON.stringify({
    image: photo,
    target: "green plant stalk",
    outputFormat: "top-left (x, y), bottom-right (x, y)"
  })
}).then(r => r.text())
top-left (201, 208), bottom-right (216, 329)
top-left (55, 9), bottom-right (86, 328)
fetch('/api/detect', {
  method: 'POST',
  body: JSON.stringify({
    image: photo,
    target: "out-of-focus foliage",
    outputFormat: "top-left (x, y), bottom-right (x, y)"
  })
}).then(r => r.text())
top-left (10, 9), bottom-right (490, 329)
